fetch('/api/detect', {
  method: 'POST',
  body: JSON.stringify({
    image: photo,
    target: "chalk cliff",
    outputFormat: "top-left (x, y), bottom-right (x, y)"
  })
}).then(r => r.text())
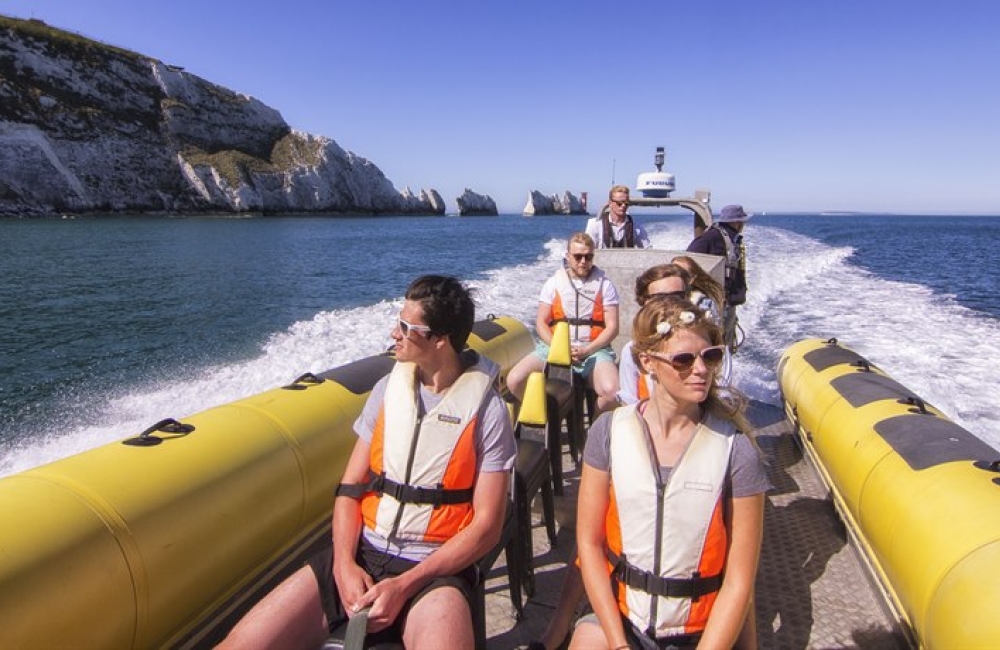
top-left (521, 190), bottom-right (587, 216)
top-left (456, 189), bottom-right (498, 216)
top-left (0, 16), bottom-right (441, 216)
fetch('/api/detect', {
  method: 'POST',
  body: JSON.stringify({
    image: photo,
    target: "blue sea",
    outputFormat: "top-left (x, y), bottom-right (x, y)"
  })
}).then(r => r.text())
top-left (2, 213), bottom-right (999, 476)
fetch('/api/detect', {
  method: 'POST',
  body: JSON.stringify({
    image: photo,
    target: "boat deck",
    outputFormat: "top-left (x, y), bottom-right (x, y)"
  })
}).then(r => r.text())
top-left (483, 401), bottom-right (908, 649)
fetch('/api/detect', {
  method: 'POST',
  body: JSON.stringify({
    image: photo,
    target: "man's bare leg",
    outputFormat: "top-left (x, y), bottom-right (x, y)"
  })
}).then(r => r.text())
top-left (216, 565), bottom-right (328, 650)
top-left (567, 618), bottom-right (607, 649)
top-left (590, 360), bottom-right (620, 416)
top-left (507, 353), bottom-right (545, 402)
top-left (401, 585), bottom-right (474, 650)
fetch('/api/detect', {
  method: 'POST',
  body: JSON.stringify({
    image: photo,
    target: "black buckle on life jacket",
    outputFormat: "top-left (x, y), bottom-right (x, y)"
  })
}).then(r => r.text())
top-left (367, 472), bottom-right (474, 509)
top-left (552, 317), bottom-right (605, 328)
top-left (609, 551), bottom-right (722, 602)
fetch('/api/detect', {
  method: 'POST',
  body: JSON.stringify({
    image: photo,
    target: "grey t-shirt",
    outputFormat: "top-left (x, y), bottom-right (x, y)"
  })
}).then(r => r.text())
top-left (583, 408), bottom-right (771, 498)
top-left (353, 372), bottom-right (516, 561)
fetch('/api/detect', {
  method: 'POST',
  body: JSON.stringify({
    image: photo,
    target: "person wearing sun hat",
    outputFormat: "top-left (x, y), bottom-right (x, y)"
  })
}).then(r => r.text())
top-left (686, 204), bottom-right (752, 352)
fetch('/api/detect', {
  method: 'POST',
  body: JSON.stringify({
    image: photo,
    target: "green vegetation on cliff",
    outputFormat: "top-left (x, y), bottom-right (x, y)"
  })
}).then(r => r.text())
top-left (1, 15), bottom-right (147, 63)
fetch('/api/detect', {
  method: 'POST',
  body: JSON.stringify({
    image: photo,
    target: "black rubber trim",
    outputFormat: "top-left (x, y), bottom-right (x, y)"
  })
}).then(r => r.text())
top-left (804, 346), bottom-right (870, 373)
top-left (830, 372), bottom-right (914, 408)
top-left (875, 415), bottom-right (998, 470)
top-left (320, 355), bottom-right (395, 395)
top-left (472, 319), bottom-right (507, 342)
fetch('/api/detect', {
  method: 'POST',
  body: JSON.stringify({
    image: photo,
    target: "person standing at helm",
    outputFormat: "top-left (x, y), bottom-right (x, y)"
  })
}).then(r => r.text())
top-left (507, 232), bottom-right (621, 416)
top-left (571, 298), bottom-right (769, 650)
top-left (687, 204), bottom-right (751, 352)
top-left (586, 184), bottom-right (652, 249)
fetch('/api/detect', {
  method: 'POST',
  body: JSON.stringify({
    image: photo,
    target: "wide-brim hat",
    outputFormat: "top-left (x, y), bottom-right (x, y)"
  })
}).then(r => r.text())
top-left (717, 204), bottom-right (752, 223)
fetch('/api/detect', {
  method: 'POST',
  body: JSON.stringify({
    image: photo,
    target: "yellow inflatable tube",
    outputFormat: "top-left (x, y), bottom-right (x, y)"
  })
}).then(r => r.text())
top-left (778, 338), bottom-right (1000, 649)
top-left (0, 316), bottom-right (532, 649)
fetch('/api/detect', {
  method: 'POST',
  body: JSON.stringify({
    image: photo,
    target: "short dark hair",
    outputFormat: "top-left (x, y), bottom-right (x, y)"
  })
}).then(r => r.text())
top-left (405, 275), bottom-right (476, 352)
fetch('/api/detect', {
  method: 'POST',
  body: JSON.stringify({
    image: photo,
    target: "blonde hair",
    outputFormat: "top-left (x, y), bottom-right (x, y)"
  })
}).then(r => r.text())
top-left (608, 184), bottom-right (630, 199)
top-left (672, 255), bottom-right (725, 308)
top-left (632, 297), bottom-right (749, 430)
top-left (567, 231), bottom-right (595, 250)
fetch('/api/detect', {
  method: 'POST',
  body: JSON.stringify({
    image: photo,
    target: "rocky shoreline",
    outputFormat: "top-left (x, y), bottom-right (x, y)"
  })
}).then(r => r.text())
top-left (1, 16), bottom-right (594, 220)
top-left (522, 190), bottom-right (588, 216)
top-left (0, 16), bottom-right (445, 218)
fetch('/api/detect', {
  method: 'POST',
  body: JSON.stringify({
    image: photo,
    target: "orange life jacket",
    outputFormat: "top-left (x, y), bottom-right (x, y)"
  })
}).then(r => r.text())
top-left (637, 374), bottom-right (651, 401)
top-left (359, 353), bottom-right (495, 544)
top-left (549, 269), bottom-right (607, 342)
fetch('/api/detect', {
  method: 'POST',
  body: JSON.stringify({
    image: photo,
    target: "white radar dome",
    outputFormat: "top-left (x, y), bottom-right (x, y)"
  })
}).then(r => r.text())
top-left (636, 171), bottom-right (675, 198)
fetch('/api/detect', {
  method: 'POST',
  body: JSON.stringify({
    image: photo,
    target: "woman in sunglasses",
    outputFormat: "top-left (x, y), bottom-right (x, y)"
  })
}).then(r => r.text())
top-left (617, 263), bottom-right (692, 406)
top-left (570, 299), bottom-right (768, 650)
top-left (529, 265), bottom-right (694, 650)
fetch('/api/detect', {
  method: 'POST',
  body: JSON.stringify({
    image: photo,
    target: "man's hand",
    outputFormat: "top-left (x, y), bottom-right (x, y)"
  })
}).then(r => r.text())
top-left (353, 574), bottom-right (411, 633)
top-left (333, 560), bottom-right (375, 619)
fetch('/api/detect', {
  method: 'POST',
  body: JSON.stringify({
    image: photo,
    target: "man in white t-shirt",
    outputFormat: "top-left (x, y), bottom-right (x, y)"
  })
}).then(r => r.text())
top-left (507, 232), bottom-right (621, 415)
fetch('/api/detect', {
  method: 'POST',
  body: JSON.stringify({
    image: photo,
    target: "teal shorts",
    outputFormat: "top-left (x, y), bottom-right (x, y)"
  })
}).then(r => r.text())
top-left (532, 342), bottom-right (617, 379)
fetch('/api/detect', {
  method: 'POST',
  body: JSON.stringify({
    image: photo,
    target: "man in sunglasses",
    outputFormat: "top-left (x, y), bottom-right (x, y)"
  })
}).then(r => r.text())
top-left (584, 184), bottom-right (651, 249)
top-left (220, 275), bottom-right (515, 650)
top-left (507, 232), bottom-right (621, 416)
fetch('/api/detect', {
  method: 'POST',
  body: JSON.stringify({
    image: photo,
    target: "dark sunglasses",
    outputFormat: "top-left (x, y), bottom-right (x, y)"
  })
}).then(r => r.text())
top-left (397, 316), bottom-right (433, 339)
top-left (612, 200), bottom-right (629, 207)
top-left (649, 290), bottom-right (688, 300)
top-left (647, 345), bottom-right (725, 371)
top-left (572, 253), bottom-right (595, 262)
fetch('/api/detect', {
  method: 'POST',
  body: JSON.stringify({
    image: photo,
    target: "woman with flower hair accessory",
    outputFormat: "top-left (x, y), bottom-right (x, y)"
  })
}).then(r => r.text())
top-left (570, 299), bottom-right (769, 650)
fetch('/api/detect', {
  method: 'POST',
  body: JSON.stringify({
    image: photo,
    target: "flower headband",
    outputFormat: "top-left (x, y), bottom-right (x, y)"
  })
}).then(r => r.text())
top-left (655, 310), bottom-right (698, 337)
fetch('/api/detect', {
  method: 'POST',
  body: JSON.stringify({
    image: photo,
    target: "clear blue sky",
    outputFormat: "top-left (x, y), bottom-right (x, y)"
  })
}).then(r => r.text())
top-left (4, 0), bottom-right (999, 215)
